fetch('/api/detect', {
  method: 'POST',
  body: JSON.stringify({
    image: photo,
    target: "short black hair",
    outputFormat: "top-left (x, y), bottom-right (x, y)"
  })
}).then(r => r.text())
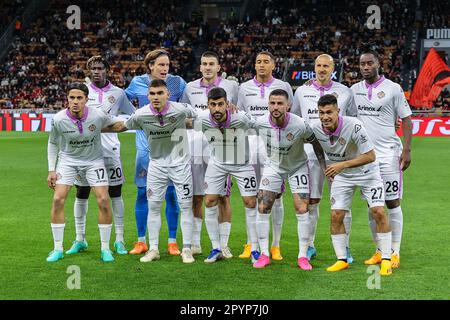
top-left (201, 51), bottom-right (220, 63)
top-left (256, 51), bottom-right (275, 62)
top-left (269, 89), bottom-right (289, 100)
top-left (361, 49), bottom-right (380, 62)
top-left (67, 82), bottom-right (89, 97)
top-left (208, 87), bottom-right (227, 101)
top-left (149, 79), bottom-right (168, 90)
top-left (318, 94), bottom-right (338, 108)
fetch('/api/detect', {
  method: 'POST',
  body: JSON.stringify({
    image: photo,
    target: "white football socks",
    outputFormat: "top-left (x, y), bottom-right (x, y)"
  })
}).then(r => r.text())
top-left (377, 232), bottom-right (392, 260)
top-left (111, 196), bottom-right (124, 243)
top-left (147, 201), bottom-right (162, 251)
top-left (74, 198), bottom-right (87, 242)
top-left (389, 206), bottom-right (403, 255)
top-left (51, 223), bottom-right (65, 251)
top-left (296, 212), bottom-right (310, 258)
top-left (179, 202), bottom-right (193, 248)
top-left (219, 222), bottom-right (231, 248)
top-left (271, 197), bottom-right (284, 248)
top-left (192, 217), bottom-right (203, 247)
top-left (98, 224), bottom-right (112, 251)
top-left (205, 205), bottom-right (220, 250)
top-left (245, 207), bottom-right (259, 252)
top-left (256, 212), bottom-right (270, 256)
top-left (308, 203), bottom-right (319, 248)
top-left (331, 233), bottom-right (348, 260)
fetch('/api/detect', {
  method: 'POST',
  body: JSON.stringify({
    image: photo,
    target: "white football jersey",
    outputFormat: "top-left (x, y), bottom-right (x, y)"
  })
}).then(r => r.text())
top-left (351, 76), bottom-right (412, 158)
top-left (195, 110), bottom-right (256, 165)
top-left (255, 113), bottom-right (314, 175)
top-left (181, 77), bottom-right (239, 110)
top-left (48, 107), bottom-right (116, 170)
top-left (125, 102), bottom-right (197, 167)
top-left (310, 116), bottom-right (379, 179)
top-left (291, 80), bottom-right (357, 160)
top-left (237, 77), bottom-right (294, 119)
top-left (87, 82), bottom-right (135, 157)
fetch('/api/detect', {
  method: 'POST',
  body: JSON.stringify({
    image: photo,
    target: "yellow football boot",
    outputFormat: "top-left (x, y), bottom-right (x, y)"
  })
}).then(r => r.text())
top-left (380, 259), bottom-right (393, 276)
top-left (326, 260), bottom-right (349, 272)
top-left (364, 251), bottom-right (382, 265)
top-left (391, 254), bottom-right (400, 269)
top-left (270, 246), bottom-right (283, 261)
top-left (238, 244), bottom-right (251, 259)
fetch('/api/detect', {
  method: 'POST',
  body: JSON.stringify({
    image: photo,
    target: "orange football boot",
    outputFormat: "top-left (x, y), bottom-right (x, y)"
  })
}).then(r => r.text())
top-left (168, 243), bottom-right (181, 255)
top-left (129, 242), bottom-right (148, 255)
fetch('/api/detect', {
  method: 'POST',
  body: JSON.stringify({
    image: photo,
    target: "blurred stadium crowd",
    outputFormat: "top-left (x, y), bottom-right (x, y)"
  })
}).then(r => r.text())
top-left (0, 0), bottom-right (448, 115)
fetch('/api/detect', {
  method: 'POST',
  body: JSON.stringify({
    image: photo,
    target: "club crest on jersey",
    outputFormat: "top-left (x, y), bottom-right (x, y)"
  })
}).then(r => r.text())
top-left (360, 134), bottom-right (368, 143)
top-left (286, 133), bottom-right (294, 141)
top-left (203, 182), bottom-right (208, 190)
top-left (169, 116), bottom-right (177, 123)
top-left (108, 96), bottom-right (116, 104)
top-left (377, 91), bottom-right (385, 99)
top-left (338, 137), bottom-right (346, 145)
top-left (56, 173), bottom-right (62, 180)
top-left (89, 124), bottom-right (96, 132)
top-left (262, 178), bottom-right (270, 186)
top-left (147, 189), bottom-right (153, 197)
top-left (331, 92), bottom-right (339, 98)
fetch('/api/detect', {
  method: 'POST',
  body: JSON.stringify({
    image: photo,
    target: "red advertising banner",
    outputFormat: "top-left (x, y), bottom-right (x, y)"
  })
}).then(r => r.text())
top-left (1, 113), bottom-right (449, 137)
top-left (397, 117), bottom-right (450, 136)
top-left (0, 113), bottom-right (51, 132)
top-left (0, 113), bottom-right (131, 132)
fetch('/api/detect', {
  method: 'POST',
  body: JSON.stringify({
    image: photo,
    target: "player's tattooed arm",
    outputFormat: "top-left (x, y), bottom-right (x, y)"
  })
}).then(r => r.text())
top-left (311, 138), bottom-right (327, 174)
top-left (257, 190), bottom-right (277, 213)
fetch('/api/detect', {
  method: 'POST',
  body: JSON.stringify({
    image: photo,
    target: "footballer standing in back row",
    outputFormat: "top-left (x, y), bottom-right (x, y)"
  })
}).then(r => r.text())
top-left (291, 54), bottom-right (356, 263)
top-left (237, 51), bottom-right (294, 261)
top-left (181, 51), bottom-right (238, 258)
top-left (352, 50), bottom-right (412, 269)
top-left (67, 56), bottom-right (135, 257)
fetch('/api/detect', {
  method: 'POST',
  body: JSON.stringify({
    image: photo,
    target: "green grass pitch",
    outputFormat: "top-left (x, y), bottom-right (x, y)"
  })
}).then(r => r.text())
top-left (0, 132), bottom-right (449, 300)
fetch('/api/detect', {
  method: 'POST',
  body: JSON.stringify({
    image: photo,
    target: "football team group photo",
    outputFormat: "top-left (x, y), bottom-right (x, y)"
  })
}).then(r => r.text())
top-left (1, 0), bottom-right (449, 301)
